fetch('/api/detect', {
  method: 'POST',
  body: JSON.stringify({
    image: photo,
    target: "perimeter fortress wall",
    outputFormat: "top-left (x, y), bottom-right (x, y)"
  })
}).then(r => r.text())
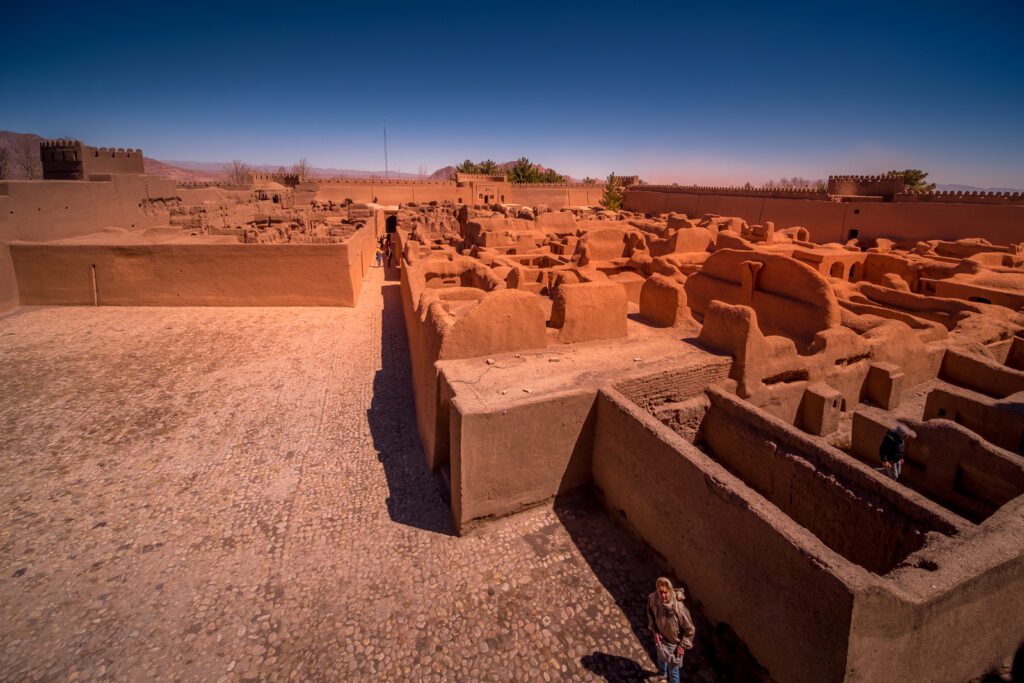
top-left (310, 178), bottom-right (605, 209)
top-left (624, 185), bottom-right (1024, 245)
top-left (307, 177), bottom-right (1023, 246)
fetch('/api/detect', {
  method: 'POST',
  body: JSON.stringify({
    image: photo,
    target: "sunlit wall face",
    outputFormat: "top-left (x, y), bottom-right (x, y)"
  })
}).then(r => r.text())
top-left (3, 0), bottom-right (1022, 188)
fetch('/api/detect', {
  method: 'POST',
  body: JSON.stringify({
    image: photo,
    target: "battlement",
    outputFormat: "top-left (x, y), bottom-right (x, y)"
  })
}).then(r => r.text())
top-left (455, 172), bottom-right (507, 182)
top-left (177, 181), bottom-right (232, 188)
top-left (508, 181), bottom-right (616, 188)
top-left (827, 173), bottom-right (901, 182)
top-left (89, 147), bottom-right (143, 157)
top-left (313, 177), bottom-right (455, 185)
top-left (40, 139), bottom-right (81, 149)
top-left (895, 189), bottom-right (1024, 205)
top-left (40, 138), bottom-right (145, 180)
top-left (248, 172), bottom-right (300, 187)
top-left (629, 184), bottom-right (829, 199)
top-left (827, 174), bottom-right (904, 200)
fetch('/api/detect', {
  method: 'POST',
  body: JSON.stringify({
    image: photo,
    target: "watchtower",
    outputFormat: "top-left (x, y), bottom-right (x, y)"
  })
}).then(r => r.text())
top-left (40, 139), bottom-right (145, 180)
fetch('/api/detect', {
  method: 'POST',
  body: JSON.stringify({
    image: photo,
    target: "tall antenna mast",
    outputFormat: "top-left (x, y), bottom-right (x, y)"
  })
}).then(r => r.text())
top-left (383, 121), bottom-right (389, 179)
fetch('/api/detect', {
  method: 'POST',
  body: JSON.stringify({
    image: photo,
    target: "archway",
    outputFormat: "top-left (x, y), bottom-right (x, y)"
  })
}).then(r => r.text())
top-left (385, 215), bottom-right (397, 233)
top-left (829, 262), bottom-right (845, 279)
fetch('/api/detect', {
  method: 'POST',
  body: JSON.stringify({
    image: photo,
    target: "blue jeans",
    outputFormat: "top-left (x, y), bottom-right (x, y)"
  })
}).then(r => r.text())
top-left (885, 460), bottom-right (903, 480)
top-left (658, 660), bottom-right (682, 683)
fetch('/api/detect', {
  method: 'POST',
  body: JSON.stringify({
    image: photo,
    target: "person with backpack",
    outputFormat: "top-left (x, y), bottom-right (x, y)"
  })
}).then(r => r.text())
top-left (646, 577), bottom-right (696, 683)
top-left (880, 424), bottom-right (912, 480)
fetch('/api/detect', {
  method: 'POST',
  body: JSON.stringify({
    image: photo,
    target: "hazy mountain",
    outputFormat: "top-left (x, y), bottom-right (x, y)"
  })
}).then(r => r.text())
top-left (430, 165), bottom-right (457, 180)
top-left (142, 158), bottom-right (219, 181)
top-left (162, 160), bottom-right (425, 179)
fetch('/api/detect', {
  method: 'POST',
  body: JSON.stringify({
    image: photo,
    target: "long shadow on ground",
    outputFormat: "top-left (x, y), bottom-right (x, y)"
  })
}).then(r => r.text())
top-left (556, 492), bottom-right (768, 682)
top-left (368, 281), bottom-right (454, 536)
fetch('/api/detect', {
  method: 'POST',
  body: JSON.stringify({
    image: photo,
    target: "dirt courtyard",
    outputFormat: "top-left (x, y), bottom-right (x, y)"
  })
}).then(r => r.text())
top-left (0, 269), bottom-right (736, 681)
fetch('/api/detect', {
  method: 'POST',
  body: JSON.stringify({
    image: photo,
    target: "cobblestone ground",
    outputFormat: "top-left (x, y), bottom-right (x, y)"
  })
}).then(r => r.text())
top-left (0, 268), bottom-right (730, 682)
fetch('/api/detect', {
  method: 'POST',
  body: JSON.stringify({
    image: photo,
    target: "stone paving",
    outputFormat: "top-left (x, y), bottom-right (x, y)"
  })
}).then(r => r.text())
top-left (0, 268), bottom-right (735, 682)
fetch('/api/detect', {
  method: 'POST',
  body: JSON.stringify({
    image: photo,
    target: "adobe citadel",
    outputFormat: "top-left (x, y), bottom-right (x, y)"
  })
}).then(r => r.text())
top-left (1, 141), bottom-right (1023, 682)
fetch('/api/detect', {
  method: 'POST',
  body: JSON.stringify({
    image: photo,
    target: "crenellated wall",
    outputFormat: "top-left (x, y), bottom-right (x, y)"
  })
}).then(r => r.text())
top-left (247, 178), bottom-right (613, 209)
top-left (897, 190), bottom-right (1024, 205)
top-left (41, 139), bottom-right (145, 180)
top-left (827, 174), bottom-right (905, 199)
top-left (623, 187), bottom-right (1024, 245)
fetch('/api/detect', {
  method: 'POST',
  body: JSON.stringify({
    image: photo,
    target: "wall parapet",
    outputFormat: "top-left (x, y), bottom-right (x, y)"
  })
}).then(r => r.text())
top-left (827, 174), bottom-right (901, 182)
top-left (454, 172), bottom-right (507, 182)
top-left (177, 180), bottom-right (233, 188)
top-left (249, 172), bottom-right (300, 186)
top-left (40, 139), bottom-right (145, 180)
top-left (627, 184), bottom-right (829, 199)
top-left (508, 182), bottom-right (604, 189)
top-left (89, 147), bottom-right (143, 157)
top-left (895, 190), bottom-right (1024, 205)
top-left (313, 177), bottom-right (455, 185)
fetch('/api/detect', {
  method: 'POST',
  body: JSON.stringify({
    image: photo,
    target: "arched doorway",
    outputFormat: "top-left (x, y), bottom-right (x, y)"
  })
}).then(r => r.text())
top-left (385, 215), bottom-right (397, 233)
top-left (829, 262), bottom-right (845, 279)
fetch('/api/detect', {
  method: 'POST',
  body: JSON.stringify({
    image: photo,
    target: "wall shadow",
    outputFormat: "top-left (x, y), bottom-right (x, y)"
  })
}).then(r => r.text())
top-left (555, 491), bottom-right (767, 682)
top-left (580, 651), bottom-right (656, 681)
top-left (368, 281), bottom-right (454, 536)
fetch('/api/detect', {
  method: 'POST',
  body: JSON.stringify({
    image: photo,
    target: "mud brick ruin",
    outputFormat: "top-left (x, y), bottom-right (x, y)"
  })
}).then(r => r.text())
top-left (2, 140), bottom-right (1023, 682)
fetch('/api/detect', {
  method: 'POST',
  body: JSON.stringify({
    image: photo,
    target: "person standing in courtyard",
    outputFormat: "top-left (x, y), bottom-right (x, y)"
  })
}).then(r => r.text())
top-left (647, 577), bottom-right (695, 683)
top-left (879, 424), bottom-right (912, 480)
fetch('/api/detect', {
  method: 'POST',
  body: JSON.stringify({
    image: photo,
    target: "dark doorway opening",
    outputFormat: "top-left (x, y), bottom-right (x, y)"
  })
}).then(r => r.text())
top-left (385, 215), bottom-right (398, 233)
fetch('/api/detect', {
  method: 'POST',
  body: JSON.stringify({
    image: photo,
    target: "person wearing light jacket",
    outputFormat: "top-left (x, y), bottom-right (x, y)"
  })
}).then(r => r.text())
top-left (646, 577), bottom-right (696, 683)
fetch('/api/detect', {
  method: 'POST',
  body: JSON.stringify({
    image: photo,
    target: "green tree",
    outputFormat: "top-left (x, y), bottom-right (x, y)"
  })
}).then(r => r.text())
top-left (477, 159), bottom-right (498, 175)
top-left (540, 168), bottom-right (565, 183)
top-left (601, 173), bottom-right (624, 211)
top-left (889, 169), bottom-right (936, 193)
top-left (506, 157), bottom-right (539, 183)
top-left (455, 159), bottom-right (479, 174)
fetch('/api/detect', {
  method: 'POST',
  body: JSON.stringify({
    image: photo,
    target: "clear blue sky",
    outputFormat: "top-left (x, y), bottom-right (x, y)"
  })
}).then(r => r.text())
top-left (3, 1), bottom-right (1022, 187)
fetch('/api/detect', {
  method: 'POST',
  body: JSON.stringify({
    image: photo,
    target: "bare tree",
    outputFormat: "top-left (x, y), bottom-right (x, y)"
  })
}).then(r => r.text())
top-left (292, 158), bottom-right (312, 180)
top-left (226, 159), bottom-right (251, 185)
top-left (17, 138), bottom-right (41, 179)
top-left (0, 146), bottom-right (10, 179)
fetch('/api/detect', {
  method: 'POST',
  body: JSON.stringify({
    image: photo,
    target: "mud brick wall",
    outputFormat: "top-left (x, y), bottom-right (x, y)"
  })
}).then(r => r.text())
top-left (613, 356), bottom-right (732, 414)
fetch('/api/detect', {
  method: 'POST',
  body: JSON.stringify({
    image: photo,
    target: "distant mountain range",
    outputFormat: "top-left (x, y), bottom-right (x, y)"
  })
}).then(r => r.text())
top-left (161, 159), bottom-right (582, 183)
top-left (160, 159), bottom-right (426, 180)
top-left (2, 131), bottom-right (1021, 190)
